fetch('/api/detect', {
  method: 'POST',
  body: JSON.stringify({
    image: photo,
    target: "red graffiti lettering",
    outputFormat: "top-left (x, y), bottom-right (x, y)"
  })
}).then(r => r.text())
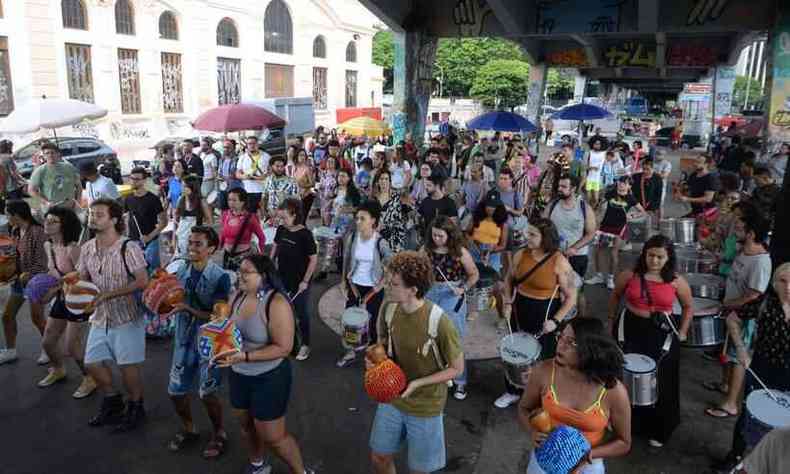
top-left (546, 49), bottom-right (588, 67)
top-left (668, 44), bottom-right (719, 67)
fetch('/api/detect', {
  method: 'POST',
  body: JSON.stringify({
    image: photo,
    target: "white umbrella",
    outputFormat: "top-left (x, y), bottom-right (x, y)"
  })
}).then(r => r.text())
top-left (0, 96), bottom-right (107, 135)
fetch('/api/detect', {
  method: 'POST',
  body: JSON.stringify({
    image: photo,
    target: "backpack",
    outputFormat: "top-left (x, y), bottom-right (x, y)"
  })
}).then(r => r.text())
top-left (383, 302), bottom-right (449, 379)
top-left (120, 238), bottom-right (174, 338)
top-left (548, 197), bottom-right (587, 223)
top-left (232, 288), bottom-right (302, 358)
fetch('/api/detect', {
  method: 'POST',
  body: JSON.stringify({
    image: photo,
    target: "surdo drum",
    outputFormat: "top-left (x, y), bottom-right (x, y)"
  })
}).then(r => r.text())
top-left (672, 298), bottom-right (724, 348)
top-left (499, 332), bottom-right (542, 389)
top-left (742, 390), bottom-right (790, 449)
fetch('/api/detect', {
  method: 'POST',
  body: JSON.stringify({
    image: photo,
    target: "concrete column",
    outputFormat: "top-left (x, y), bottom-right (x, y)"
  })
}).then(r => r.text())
top-left (766, 4), bottom-right (790, 266)
top-left (390, 30), bottom-right (437, 147)
top-left (573, 75), bottom-right (586, 103)
top-left (525, 63), bottom-right (547, 125)
top-left (713, 66), bottom-right (736, 120)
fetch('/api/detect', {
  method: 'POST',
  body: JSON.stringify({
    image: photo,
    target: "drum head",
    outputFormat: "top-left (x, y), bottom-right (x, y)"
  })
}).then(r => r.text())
top-left (499, 332), bottom-right (541, 364)
top-left (672, 297), bottom-right (721, 316)
top-left (623, 353), bottom-right (656, 373)
top-left (207, 191), bottom-right (218, 204)
top-left (341, 307), bottom-right (370, 327)
top-left (745, 390), bottom-right (790, 429)
top-left (313, 226), bottom-right (339, 239)
top-left (165, 258), bottom-right (187, 275)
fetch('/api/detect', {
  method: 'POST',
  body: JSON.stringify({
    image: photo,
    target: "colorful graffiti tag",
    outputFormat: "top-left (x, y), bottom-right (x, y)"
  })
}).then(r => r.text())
top-left (452, 0), bottom-right (493, 37)
top-left (545, 49), bottom-right (589, 67)
top-left (667, 43), bottom-right (720, 67)
top-left (604, 41), bottom-right (656, 67)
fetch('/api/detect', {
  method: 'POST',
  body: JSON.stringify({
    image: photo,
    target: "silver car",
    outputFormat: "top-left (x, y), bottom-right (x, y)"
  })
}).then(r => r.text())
top-left (13, 137), bottom-right (121, 182)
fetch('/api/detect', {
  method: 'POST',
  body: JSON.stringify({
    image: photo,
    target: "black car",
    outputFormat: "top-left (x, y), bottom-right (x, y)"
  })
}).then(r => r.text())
top-left (14, 137), bottom-right (122, 183)
top-left (654, 127), bottom-right (702, 149)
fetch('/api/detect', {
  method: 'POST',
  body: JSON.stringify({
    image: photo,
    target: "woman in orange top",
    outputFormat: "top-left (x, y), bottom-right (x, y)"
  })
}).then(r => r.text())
top-left (519, 318), bottom-right (631, 473)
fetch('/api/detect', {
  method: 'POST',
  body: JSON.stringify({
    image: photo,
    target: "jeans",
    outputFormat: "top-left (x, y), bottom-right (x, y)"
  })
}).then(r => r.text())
top-left (424, 283), bottom-right (468, 386)
top-left (291, 286), bottom-right (311, 346)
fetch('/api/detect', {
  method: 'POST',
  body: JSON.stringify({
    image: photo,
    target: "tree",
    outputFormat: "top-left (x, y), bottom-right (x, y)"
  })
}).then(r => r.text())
top-left (470, 59), bottom-right (530, 109)
top-left (372, 31), bottom-right (395, 93)
top-left (732, 75), bottom-right (764, 111)
top-left (546, 69), bottom-right (574, 100)
top-left (435, 37), bottom-right (528, 97)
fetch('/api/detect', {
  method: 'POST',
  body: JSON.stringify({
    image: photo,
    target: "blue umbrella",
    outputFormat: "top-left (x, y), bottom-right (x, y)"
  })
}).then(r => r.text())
top-left (467, 111), bottom-right (537, 133)
top-left (551, 103), bottom-right (612, 121)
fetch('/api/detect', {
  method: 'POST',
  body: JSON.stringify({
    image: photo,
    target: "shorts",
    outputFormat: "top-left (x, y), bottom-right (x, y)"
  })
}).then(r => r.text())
top-left (84, 318), bottom-right (146, 366)
top-left (568, 255), bottom-right (589, 280)
top-left (369, 403), bottom-right (446, 473)
top-left (49, 294), bottom-right (90, 323)
top-left (168, 313), bottom-right (222, 398)
top-left (230, 359), bottom-right (291, 421)
top-left (585, 180), bottom-right (601, 192)
top-left (10, 279), bottom-right (24, 296)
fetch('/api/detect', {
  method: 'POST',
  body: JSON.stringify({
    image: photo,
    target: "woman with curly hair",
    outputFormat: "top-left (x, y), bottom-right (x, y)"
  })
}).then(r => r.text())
top-left (421, 216), bottom-right (479, 400)
top-left (518, 318), bottom-right (632, 474)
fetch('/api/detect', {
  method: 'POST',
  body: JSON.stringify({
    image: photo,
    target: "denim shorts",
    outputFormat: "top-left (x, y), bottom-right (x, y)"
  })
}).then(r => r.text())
top-left (369, 403), bottom-right (446, 473)
top-left (168, 313), bottom-right (222, 398)
top-left (424, 283), bottom-right (467, 385)
top-left (84, 318), bottom-right (146, 366)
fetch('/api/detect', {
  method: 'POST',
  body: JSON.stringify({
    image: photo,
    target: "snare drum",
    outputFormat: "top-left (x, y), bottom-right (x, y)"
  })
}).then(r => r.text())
top-left (0, 235), bottom-right (17, 283)
top-left (742, 389), bottom-right (790, 448)
top-left (341, 306), bottom-right (370, 350)
top-left (673, 297), bottom-right (724, 348)
top-left (685, 273), bottom-right (725, 300)
top-left (623, 353), bottom-right (658, 406)
top-left (676, 248), bottom-right (717, 274)
top-left (499, 332), bottom-right (542, 389)
top-left (467, 263), bottom-right (497, 312)
top-left (658, 218), bottom-right (677, 241)
top-left (313, 226), bottom-right (342, 273)
top-left (627, 215), bottom-right (650, 244)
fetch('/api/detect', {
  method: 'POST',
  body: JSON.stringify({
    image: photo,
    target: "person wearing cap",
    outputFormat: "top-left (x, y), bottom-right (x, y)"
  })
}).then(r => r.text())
top-left (81, 161), bottom-right (119, 207)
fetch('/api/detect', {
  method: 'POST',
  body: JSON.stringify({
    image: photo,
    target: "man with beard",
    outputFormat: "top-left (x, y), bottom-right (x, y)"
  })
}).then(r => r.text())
top-left (678, 154), bottom-right (720, 217)
top-left (179, 139), bottom-right (204, 184)
top-left (165, 226), bottom-right (231, 458)
top-left (79, 198), bottom-right (149, 431)
top-left (260, 156), bottom-right (299, 223)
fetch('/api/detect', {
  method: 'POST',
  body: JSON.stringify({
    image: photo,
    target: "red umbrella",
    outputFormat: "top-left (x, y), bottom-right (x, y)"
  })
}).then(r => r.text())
top-left (192, 104), bottom-right (286, 133)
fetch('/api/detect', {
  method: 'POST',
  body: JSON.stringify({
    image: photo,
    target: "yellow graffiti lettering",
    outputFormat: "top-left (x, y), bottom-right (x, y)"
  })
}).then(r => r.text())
top-left (773, 110), bottom-right (790, 127)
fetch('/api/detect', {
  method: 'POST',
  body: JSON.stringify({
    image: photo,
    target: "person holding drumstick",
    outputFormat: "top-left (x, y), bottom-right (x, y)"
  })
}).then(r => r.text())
top-left (608, 234), bottom-right (693, 448)
top-left (712, 263), bottom-right (790, 472)
top-left (518, 318), bottom-right (631, 474)
top-left (496, 218), bottom-right (577, 409)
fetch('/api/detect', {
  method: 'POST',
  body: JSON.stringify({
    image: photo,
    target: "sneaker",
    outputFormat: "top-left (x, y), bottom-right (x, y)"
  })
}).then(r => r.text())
top-left (622, 242), bottom-right (633, 251)
top-left (36, 351), bottom-right (50, 365)
top-left (89, 394), bottom-right (125, 427)
top-left (245, 462), bottom-right (273, 474)
top-left (336, 350), bottom-right (357, 368)
top-left (606, 275), bottom-right (615, 290)
top-left (453, 385), bottom-right (468, 401)
top-left (73, 376), bottom-right (98, 399)
top-left (295, 346), bottom-right (311, 361)
top-left (648, 439), bottom-right (664, 448)
top-left (37, 367), bottom-right (66, 388)
top-left (493, 392), bottom-right (520, 409)
top-left (114, 400), bottom-right (146, 433)
top-left (584, 273), bottom-right (605, 285)
top-left (0, 349), bottom-right (18, 365)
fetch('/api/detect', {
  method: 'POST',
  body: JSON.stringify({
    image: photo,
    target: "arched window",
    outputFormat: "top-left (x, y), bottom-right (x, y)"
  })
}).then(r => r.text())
top-left (158, 11), bottom-right (178, 40)
top-left (216, 18), bottom-right (239, 47)
top-left (115, 0), bottom-right (135, 35)
top-left (346, 41), bottom-right (357, 62)
top-left (264, 0), bottom-right (292, 54)
top-left (313, 36), bottom-right (326, 58)
top-left (62, 0), bottom-right (87, 30)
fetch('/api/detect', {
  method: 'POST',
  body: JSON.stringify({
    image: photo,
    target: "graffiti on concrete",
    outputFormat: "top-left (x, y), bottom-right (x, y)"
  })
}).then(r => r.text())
top-left (162, 62), bottom-right (182, 113)
top-left (589, 16), bottom-right (615, 33)
top-left (217, 58), bottom-right (241, 105)
top-left (776, 31), bottom-right (790, 78)
top-left (545, 48), bottom-right (589, 67)
top-left (687, 0), bottom-right (730, 26)
top-left (390, 112), bottom-right (407, 145)
top-left (535, 1), bottom-right (629, 35)
top-left (110, 121), bottom-right (150, 141)
top-left (71, 121), bottom-right (99, 138)
top-left (604, 41), bottom-right (655, 67)
top-left (668, 43), bottom-right (720, 67)
top-left (452, 0), bottom-right (493, 37)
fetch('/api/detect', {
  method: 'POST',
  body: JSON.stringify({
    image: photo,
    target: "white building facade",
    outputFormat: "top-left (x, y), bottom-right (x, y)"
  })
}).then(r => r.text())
top-left (0, 0), bottom-right (383, 150)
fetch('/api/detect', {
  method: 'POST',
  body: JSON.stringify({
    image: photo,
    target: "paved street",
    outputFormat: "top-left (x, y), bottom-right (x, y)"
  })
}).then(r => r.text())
top-left (0, 148), bottom-right (740, 474)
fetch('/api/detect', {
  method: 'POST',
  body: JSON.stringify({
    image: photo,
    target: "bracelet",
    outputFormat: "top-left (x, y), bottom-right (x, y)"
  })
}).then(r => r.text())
top-left (244, 352), bottom-right (250, 362)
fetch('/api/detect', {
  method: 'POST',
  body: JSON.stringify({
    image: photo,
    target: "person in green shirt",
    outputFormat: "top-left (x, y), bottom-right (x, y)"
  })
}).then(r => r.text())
top-left (28, 142), bottom-right (81, 214)
top-left (369, 251), bottom-right (463, 474)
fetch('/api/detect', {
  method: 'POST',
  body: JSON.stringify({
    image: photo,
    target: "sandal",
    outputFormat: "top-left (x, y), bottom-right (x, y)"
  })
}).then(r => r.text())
top-left (167, 431), bottom-right (200, 452)
top-left (705, 406), bottom-right (738, 419)
top-left (702, 381), bottom-right (728, 394)
top-left (202, 433), bottom-right (228, 459)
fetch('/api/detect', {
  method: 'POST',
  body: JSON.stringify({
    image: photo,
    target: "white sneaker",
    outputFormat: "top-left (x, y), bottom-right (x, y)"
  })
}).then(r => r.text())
top-left (0, 349), bottom-right (18, 365)
top-left (295, 346), bottom-right (311, 361)
top-left (37, 351), bottom-right (50, 365)
top-left (493, 392), bottom-right (520, 409)
top-left (585, 273), bottom-right (605, 285)
top-left (606, 275), bottom-right (615, 290)
top-left (453, 385), bottom-right (468, 400)
top-left (648, 439), bottom-right (664, 448)
top-left (622, 242), bottom-right (633, 251)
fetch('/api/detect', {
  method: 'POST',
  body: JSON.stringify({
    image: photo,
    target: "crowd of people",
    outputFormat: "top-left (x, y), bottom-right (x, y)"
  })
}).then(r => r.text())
top-left (0, 124), bottom-right (787, 473)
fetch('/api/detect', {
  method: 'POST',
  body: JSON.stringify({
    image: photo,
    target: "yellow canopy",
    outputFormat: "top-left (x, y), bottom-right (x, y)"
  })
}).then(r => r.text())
top-left (337, 116), bottom-right (390, 138)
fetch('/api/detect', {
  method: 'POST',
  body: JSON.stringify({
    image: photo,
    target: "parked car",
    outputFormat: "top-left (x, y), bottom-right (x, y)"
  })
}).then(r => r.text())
top-left (13, 137), bottom-right (122, 183)
top-left (654, 126), bottom-right (702, 149)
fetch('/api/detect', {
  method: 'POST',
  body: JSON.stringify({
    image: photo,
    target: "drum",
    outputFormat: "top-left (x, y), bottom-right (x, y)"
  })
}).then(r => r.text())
top-left (198, 318), bottom-right (243, 362)
top-left (341, 306), bottom-right (370, 350)
top-left (622, 353), bottom-right (658, 406)
top-left (672, 297), bottom-right (724, 348)
top-left (206, 190), bottom-right (218, 206)
top-left (659, 218), bottom-right (677, 241)
top-left (594, 231), bottom-right (618, 248)
top-left (628, 215), bottom-right (650, 244)
top-left (0, 235), bottom-right (17, 283)
top-left (675, 218), bottom-right (697, 246)
top-left (64, 281), bottom-right (100, 315)
top-left (676, 248), bottom-right (717, 274)
top-left (467, 263), bottom-right (498, 312)
top-left (685, 273), bottom-right (725, 300)
top-left (313, 226), bottom-right (342, 273)
top-left (742, 389), bottom-right (790, 448)
top-left (499, 332), bottom-right (542, 389)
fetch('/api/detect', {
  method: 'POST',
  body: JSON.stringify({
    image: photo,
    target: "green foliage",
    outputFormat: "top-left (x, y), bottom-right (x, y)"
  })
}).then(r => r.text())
top-left (470, 59), bottom-right (530, 109)
top-left (435, 37), bottom-right (528, 97)
top-left (372, 31), bottom-right (394, 68)
top-left (546, 69), bottom-right (574, 100)
top-left (732, 75), bottom-right (764, 111)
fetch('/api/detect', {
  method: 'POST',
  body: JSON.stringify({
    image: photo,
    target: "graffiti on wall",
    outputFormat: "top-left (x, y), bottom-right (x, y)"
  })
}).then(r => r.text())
top-left (390, 112), bottom-right (407, 145)
top-left (667, 43), bottom-right (720, 67)
top-left (687, 0), bottom-right (731, 26)
top-left (714, 67), bottom-right (736, 118)
top-left (71, 121), bottom-right (99, 139)
top-left (769, 25), bottom-right (790, 135)
top-left (110, 121), bottom-right (150, 141)
top-left (535, 0), bottom-right (631, 35)
top-left (452, 0), bottom-right (493, 37)
top-left (604, 41), bottom-right (655, 67)
top-left (545, 48), bottom-right (589, 67)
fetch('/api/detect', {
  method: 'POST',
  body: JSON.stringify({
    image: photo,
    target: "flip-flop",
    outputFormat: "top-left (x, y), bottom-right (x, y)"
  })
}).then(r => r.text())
top-left (202, 434), bottom-right (227, 459)
top-left (167, 431), bottom-right (200, 452)
top-left (705, 407), bottom-right (738, 419)
top-left (702, 381), bottom-right (728, 394)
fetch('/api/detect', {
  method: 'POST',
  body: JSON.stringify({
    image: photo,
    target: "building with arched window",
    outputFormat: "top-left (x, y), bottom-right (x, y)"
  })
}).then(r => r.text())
top-left (0, 0), bottom-right (382, 166)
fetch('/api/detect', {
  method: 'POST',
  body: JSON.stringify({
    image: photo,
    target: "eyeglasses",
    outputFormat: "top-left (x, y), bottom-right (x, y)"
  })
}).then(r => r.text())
top-left (44, 218), bottom-right (61, 225)
top-left (238, 269), bottom-right (259, 276)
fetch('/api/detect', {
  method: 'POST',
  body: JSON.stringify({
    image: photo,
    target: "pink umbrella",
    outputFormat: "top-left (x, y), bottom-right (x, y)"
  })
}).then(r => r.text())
top-left (192, 104), bottom-right (286, 133)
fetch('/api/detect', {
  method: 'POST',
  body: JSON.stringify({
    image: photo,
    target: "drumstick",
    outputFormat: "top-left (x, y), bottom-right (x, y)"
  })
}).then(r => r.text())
top-left (434, 265), bottom-right (465, 313)
top-left (741, 364), bottom-right (781, 404)
top-left (535, 285), bottom-right (560, 338)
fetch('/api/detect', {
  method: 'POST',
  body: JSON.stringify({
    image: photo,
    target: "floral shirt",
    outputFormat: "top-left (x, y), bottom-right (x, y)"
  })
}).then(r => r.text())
top-left (262, 175), bottom-right (298, 214)
top-left (738, 292), bottom-right (790, 369)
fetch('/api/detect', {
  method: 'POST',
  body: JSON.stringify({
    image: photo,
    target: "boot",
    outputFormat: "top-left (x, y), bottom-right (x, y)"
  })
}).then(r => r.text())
top-left (88, 394), bottom-right (125, 427)
top-left (114, 399), bottom-right (146, 433)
